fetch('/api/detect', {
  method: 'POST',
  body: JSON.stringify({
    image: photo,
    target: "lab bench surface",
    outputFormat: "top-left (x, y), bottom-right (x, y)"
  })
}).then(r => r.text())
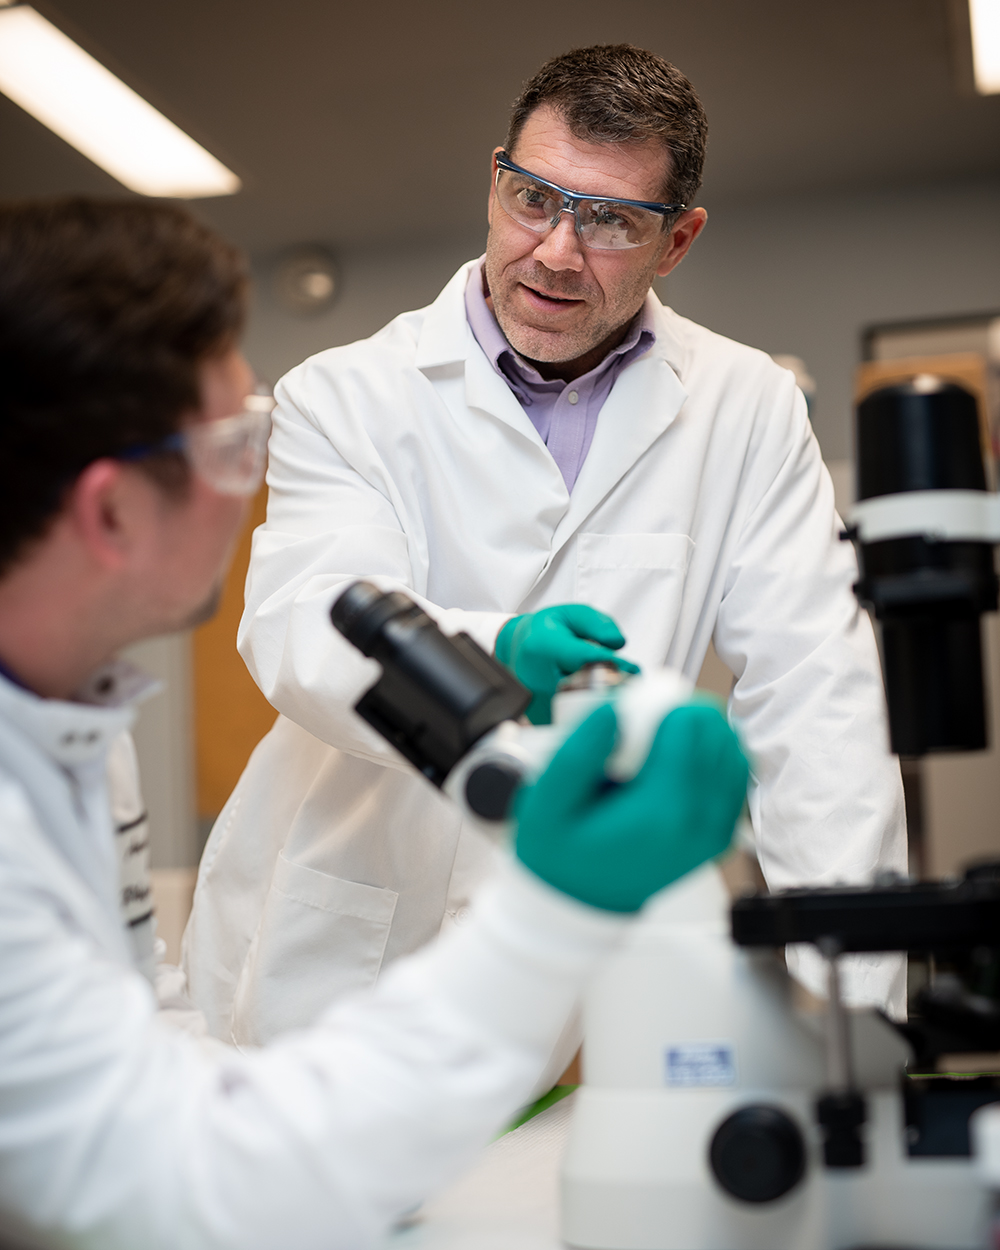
top-left (384, 1090), bottom-right (573, 1249)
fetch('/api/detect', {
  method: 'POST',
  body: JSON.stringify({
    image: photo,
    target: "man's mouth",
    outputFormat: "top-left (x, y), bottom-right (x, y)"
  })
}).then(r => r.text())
top-left (520, 283), bottom-right (585, 308)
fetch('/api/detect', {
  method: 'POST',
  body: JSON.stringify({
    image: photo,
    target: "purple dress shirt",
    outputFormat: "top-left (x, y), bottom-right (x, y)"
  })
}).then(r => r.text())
top-left (464, 260), bottom-right (656, 492)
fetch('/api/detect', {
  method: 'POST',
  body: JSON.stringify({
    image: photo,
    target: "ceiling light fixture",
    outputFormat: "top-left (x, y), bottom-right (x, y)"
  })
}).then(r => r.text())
top-left (0, 3), bottom-right (240, 197)
top-left (969, 0), bottom-right (1000, 94)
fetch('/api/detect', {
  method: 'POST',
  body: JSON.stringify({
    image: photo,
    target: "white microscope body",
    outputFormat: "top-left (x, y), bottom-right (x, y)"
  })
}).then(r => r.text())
top-left (561, 865), bottom-right (990, 1250)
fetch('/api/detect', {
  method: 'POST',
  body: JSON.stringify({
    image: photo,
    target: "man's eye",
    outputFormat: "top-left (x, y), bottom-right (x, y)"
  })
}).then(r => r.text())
top-left (519, 186), bottom-right (549, 209)
top-left (593, 205), bottom-right (631, 228)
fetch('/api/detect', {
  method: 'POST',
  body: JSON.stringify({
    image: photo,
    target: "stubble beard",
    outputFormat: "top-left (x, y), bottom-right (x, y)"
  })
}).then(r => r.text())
top-left (484, 252), bottom-right (658, 368)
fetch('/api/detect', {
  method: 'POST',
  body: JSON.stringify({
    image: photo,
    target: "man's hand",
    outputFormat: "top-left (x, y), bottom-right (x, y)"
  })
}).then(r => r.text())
top-left (515, 700), bottom-right (749, 913)
top-left (495, 605), bottom-right (640, 725)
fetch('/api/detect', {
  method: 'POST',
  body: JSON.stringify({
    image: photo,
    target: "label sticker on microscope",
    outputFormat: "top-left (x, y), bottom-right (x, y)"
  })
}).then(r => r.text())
top-left (665, 1042), bottom-right (736, 1087)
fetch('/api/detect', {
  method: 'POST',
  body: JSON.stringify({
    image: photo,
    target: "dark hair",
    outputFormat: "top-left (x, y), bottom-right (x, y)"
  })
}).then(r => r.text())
top-left (0, 197), bottom-right (248, 574)
top-left (505, 45), bottom-right (708, 208)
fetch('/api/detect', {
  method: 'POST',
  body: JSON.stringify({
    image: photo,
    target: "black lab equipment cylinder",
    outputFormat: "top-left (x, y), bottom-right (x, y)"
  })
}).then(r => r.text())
top-left (330, 580), bottom-right (530, 785)
top-left (853, 377), bottom-right (998, 755)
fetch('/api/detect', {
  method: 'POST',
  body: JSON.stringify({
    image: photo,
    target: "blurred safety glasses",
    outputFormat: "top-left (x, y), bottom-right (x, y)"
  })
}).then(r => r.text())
top-left (494, 151), bottom-right (686, 251)
top-left (119, 390), bottom-right (274, 497)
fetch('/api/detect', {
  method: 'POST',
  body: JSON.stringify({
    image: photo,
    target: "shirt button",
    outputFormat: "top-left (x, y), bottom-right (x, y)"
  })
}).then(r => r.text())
top-left (567, 391), bottom-right (579, 405)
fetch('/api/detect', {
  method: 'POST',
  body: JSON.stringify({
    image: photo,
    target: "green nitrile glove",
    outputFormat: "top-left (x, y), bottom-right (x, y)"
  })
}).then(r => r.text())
top-left (495, 605), bottom-right (640, 725)
top-left (514, 700), bottom-right (749, 913)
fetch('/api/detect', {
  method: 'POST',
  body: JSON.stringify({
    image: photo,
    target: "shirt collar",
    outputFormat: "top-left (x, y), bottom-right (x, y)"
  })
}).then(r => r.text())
top-left (464, 258), bottom-right (656, 396)
top-left (0, 660), bottom-right (159, 769)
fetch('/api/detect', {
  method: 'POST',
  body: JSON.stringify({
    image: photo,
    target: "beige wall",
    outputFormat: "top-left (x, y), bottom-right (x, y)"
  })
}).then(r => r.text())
top-left (659, 176), bottom-right (1000, 464)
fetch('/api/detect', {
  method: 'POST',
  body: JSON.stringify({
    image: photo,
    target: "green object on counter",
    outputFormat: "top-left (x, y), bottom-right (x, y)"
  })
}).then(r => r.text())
top-left (500, 1084), bottom-right (578, 1138)
top-left (495, 604), bottom-right (640, 725)
top-left (515, 701), bottom-right (749, 913)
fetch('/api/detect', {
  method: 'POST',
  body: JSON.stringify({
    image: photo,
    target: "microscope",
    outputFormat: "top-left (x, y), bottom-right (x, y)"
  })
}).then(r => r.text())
top-left (331, 374), bottom-right (1000, 1250)
top-left (561, 374), bottom-right (1000, 1250)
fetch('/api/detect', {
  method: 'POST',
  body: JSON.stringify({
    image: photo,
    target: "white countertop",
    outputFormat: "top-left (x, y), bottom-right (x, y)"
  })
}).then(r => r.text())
top-left (385, 1092), bottom-right (574, 1250)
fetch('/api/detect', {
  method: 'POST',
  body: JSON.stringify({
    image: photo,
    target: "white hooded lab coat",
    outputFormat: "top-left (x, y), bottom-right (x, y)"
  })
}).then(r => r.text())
top-left (184, 261), bottom-right (906, 1044)
top-left (0, 667), bottom-right (624, 1249)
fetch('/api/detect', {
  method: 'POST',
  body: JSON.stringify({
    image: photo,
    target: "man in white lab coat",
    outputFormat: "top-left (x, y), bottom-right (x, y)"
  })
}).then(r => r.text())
top-left (184, 44), bottom-right (907, 1043)
top-left (0, 196), bottom-right (748, 1249)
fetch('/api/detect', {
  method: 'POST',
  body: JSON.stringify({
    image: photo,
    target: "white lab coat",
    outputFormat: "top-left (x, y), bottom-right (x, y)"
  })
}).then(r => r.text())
top-left (0, 668), bottom-right (624, 1249)
top-left (184, 261), bottom-right (907, 1044)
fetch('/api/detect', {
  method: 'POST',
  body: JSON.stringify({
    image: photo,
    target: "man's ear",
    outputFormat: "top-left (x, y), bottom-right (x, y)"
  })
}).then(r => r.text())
top-left (655, 207), bottom-right (708, 279)
top-left (64, 459), bottom-right (142, 572)
top-left (487, 146), bottom-right (503, 228)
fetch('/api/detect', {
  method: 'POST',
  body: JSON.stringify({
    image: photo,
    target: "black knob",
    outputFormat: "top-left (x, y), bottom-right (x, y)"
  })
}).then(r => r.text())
top-left (709, 1105), bottom-right (806, 1203)
top-left (816, 1090), bottom-right (867, 1168)
top-left (464, 761), bottom-right (523, 821)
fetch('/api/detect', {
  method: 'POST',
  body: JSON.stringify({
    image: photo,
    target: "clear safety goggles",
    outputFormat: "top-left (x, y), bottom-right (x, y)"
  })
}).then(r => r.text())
top-left (119, 390), bottom-right (274, 497)
top-left (494, 151), bottom-right (686, 251)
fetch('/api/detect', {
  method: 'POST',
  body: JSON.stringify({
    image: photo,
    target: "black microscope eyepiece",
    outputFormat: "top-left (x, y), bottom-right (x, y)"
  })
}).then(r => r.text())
top-left (330, 581), bottom-right (530, 786)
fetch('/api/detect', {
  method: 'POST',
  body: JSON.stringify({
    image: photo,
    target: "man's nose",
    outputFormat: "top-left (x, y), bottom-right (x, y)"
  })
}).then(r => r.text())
top-left (532, 210), bottom-right (585, 273)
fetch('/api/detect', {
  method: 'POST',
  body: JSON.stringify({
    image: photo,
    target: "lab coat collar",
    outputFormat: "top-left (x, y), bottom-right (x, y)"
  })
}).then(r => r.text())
top-left (413, 260), bottom-right (481, 371)
top-left (0, 662), bottom-right (157, 963)
top-left (417, 260), bottom-right (561, 456)
top-left (0, 660), bottom-right (155, 769)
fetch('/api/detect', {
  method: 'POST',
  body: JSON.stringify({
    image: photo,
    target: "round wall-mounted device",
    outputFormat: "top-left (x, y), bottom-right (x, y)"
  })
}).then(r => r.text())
top-left (273, 246), bottom-right (338, 315)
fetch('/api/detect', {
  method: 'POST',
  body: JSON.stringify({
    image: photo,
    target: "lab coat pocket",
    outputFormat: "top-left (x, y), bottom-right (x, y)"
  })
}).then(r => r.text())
top-left (576, 532), bottom-right (695, 668)
top-left (231, 852), bottom-right (398, 1046)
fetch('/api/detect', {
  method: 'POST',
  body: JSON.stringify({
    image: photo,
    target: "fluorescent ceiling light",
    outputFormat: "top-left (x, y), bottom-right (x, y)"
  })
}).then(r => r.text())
top-left (969, 0), bottom-right (1000, 94)
top-left (0, 4), bottom-right (240, 197)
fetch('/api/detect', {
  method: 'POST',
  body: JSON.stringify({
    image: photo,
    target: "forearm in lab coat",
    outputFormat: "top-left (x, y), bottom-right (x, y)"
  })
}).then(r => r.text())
top-left (0, 860), bottom-right (623, 1250)
top-left (238, 380), bottom-right (510, 769)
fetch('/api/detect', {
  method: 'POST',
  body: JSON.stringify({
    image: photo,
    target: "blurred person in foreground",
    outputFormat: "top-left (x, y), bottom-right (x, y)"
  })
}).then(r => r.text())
top-left (0, 197), bottom-right (747, 1249)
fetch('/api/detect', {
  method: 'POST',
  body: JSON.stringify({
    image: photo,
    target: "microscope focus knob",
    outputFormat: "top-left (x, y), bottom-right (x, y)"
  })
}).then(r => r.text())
top-left (709, 1105), bottom-right (806, 1204)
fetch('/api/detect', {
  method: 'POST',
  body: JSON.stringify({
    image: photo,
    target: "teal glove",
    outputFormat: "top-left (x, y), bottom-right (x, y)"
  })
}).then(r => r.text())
top-left (495, 605), bottom-right (640, 725)
top-left (515, 700), bottom-right (749, 913)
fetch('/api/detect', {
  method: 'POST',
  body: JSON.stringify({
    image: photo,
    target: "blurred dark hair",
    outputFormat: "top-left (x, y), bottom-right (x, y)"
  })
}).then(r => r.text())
top-left (0, 197), bottom-right (248, 574)
top-left (505, 44), bottom-right (708, 207)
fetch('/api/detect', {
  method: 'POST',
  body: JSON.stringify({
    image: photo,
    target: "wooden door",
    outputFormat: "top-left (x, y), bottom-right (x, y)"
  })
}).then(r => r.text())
top-left (192, 485), bottom-right (278, 824)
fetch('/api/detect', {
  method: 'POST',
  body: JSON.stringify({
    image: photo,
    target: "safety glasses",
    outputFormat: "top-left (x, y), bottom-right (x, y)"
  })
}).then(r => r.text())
top-left (119, 390), bottom-right (274, 497)
top-left (494, 151), bottom-right (686, 251)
